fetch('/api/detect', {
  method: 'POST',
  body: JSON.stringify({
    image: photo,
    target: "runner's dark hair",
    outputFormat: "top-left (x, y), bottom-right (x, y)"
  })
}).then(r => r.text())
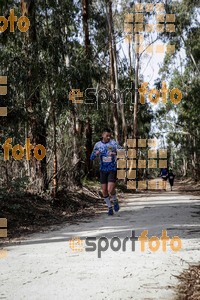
top-left (102, 128), bottom-right (111, 133)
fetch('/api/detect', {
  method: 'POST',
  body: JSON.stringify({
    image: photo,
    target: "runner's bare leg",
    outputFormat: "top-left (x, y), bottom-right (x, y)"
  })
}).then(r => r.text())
top-left (102, 183), bottom-right (108, 197)
top-left (102, 183), bottom-right (112, 208)
top-left (108, 182), bottom-right (116, 195)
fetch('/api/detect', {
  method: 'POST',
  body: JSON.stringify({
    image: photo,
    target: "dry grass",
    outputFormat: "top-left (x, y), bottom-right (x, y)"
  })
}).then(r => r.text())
top-left (175, 264), bottom-right (200, 300)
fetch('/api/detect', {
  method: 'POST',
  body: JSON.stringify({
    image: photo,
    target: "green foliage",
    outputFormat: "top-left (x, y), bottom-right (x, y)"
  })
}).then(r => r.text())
top-left (157, 0), bottom-right (200, 179)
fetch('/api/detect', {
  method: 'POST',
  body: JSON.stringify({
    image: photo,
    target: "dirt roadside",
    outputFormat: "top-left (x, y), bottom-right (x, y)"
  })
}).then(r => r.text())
top-left (0, 179), bottom-right (199, 241)
top-left (0, 179), bottom-right (199, 299)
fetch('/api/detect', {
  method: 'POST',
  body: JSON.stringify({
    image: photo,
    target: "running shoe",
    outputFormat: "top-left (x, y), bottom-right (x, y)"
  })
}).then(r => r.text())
top-left (108, 207), bottom-right (114, 215)
top-left (114, 201), bottom-right (120, 212)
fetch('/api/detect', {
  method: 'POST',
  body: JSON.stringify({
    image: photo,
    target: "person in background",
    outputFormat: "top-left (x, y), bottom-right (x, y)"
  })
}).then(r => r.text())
top-left (160, 167), bottom-right (168, 191)
top-left (168, 167), bottom-right (175, 191)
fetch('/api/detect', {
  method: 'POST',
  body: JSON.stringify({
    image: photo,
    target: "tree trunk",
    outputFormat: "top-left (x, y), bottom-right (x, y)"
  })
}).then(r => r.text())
top-left (52, 104), bottom-right (58, 197)
top-left (128, 40), bottom-right (132, 79)
top-left (133, 36), bottom-right (139, 139)
top-left (106, 0), bottom-right (119, 141)
top-left (22, 0), bottom-right (47, 191)
top-left (82, 0), bottom-right (90, 56)
top-left (112, 23), bottom-right (126, 143)
top-left (70, 108), bottom-right (83, 187)
top-left (133, 5), bottom-right (141, 190)
top-left (192, 135), bottom-right (197, 181)
top-left (85, 118), bottom-right (93, 178)
top-left (183, 157), bottom-right (187, 177)
top-left (81, 0), bottom-right (93, 178)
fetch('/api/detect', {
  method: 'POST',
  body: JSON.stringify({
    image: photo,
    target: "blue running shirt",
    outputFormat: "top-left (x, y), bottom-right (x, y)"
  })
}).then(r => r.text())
top-left (90, 140), bottom-right (122, 171)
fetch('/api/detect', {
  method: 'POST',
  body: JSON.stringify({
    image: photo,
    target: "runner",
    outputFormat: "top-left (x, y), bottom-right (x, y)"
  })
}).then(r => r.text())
top-left (160, 167), bottom-right (168, 191)
top-left (90, 128), bottom-right (122, 215)
top-left (168, 167), bottom-right (175, 191)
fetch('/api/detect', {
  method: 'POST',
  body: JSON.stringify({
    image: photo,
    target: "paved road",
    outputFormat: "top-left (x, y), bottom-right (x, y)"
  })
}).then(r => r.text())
top-left (0, 190), bottom-right (200, 299)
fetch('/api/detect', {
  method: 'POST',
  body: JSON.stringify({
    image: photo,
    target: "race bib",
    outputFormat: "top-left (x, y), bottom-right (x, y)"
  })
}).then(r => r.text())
top-left (102, 156), bottom-right (112, 162)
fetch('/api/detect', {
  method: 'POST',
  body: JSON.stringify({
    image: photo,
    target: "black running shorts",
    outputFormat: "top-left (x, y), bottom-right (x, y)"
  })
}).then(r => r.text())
top-left (100, 170), bottom-right (117, 184)
top-left (161, 175), bottom-right (168, 181)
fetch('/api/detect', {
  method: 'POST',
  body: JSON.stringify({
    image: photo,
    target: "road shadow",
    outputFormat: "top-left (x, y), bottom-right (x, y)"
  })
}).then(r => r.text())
top-left (2, 190), bottom-right (200, 248)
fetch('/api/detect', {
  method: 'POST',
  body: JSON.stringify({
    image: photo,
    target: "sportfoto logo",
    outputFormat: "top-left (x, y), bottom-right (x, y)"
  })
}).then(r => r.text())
top-left (0, 218), bottom-right (7, 259)
top-left (68, 230), bottom-right (182, 258)
top-left (68, 82), bottom-right (182, 106)
top-left (0, 218), bottom-right (7, 238)
top-left (117, 138), bottom-right (168, 190)
top-left (0, 76), bottom-right (7, 117)
top-left (2, 138), bottom-right (46, 161)
top-left (124, 2), bottom-right (176, 54)
top-left (0, 9), bottom-right (30, 33)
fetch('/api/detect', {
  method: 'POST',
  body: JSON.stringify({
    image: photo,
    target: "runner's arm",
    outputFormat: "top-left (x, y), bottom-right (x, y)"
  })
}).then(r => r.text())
top-left (90, 143), bottom-right (99, 160)
top-left (109, 141), bottom-right (124, 156)
top-left (116, 141), bottom-right (124, 150)
top-left (115, 141), bottom-right (125, 153)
